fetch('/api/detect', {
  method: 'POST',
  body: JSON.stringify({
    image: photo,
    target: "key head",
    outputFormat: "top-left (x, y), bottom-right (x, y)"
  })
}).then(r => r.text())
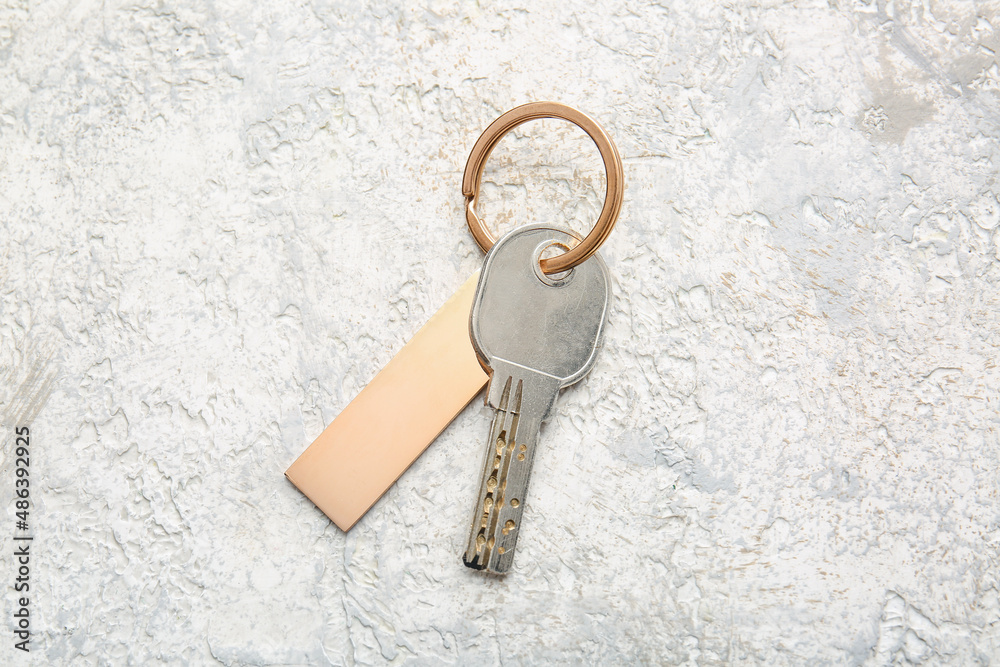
top-left (470, 224), bottom-right (612, 389)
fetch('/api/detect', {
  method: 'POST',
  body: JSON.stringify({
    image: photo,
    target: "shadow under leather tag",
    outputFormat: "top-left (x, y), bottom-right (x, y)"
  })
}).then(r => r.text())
top-left (285, 273), bottom-right (488, 531)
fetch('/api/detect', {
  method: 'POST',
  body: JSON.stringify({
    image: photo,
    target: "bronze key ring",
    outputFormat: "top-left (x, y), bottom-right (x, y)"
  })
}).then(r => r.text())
top-left (462, 101), bottom-right (624, 275)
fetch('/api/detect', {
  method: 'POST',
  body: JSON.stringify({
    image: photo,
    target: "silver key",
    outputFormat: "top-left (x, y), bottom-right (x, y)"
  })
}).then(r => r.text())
top-left (463, 224), bottom-right (611, 573)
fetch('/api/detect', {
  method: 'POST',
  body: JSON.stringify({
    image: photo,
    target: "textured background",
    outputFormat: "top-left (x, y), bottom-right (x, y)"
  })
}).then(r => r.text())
top-left (2, 0), bottom-right (1000, 664)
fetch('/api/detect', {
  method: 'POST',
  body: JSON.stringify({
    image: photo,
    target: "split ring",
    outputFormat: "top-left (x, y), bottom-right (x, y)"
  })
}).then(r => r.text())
top-left (462, 101), bottom-right (624, 275)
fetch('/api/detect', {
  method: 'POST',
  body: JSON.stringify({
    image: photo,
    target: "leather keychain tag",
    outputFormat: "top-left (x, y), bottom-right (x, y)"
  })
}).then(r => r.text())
top-left (285, 274), bottom-right (487, 531)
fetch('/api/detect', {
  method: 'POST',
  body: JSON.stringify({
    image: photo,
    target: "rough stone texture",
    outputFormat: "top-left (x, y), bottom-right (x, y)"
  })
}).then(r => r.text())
top-left (1, 0), bottom-right (999, 664)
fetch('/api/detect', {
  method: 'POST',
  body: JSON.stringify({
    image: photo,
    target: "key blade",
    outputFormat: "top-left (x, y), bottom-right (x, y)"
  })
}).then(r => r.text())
top-left (463, 375), bottom-right (543, 574)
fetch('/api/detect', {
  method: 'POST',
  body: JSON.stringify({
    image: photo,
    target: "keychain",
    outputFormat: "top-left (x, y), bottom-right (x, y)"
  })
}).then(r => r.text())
top-left (285, 103), bottom-right (624, 571)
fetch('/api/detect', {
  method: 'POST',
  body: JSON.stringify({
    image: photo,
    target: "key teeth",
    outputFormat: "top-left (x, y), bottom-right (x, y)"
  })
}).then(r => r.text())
top-left (466, 368), bottom-right (549, 575)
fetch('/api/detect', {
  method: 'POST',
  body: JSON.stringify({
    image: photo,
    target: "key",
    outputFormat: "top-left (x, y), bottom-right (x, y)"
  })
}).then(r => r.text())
top-left (463, 224), bottom-right (612, 573)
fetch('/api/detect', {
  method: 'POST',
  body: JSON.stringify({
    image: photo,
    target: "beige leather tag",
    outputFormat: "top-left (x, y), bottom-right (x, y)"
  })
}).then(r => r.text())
top-left (285, 273), bottom-right (488, 531)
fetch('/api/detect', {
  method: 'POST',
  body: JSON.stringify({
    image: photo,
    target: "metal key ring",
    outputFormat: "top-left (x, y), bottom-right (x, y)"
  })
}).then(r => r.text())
top-left (462, 101), bottom-right (624, 275)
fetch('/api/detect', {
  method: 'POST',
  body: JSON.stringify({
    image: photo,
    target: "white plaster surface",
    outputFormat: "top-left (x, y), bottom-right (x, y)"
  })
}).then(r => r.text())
top-left (1, 0), bottom-right (999, 664)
